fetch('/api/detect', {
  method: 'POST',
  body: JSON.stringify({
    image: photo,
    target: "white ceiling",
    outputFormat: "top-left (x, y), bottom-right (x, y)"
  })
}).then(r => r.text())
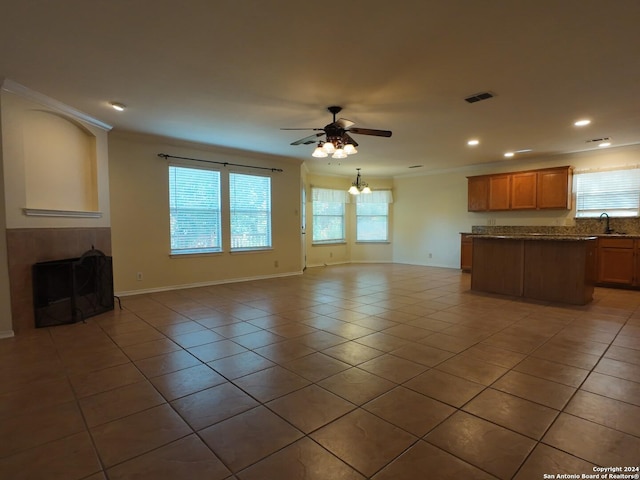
top-left (1, 0), bottom-right (639, 177)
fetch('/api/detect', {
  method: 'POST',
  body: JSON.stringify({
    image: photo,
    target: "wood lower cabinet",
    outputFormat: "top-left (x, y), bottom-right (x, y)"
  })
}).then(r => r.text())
top-left (597, 237), bottom-right (636, 285)
top-left (471, 236), bottom-right (595, 305)
top-left (460, 234), bottom-right (473, 271)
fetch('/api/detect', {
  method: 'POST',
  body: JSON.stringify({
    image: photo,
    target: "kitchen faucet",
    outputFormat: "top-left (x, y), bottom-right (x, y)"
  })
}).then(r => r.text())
top-left (599, 212), bottom-right (613, 234)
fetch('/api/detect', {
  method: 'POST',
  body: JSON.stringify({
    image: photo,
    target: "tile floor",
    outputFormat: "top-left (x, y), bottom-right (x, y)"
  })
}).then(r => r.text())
top-left (1, 264), bottom-right (639, 479)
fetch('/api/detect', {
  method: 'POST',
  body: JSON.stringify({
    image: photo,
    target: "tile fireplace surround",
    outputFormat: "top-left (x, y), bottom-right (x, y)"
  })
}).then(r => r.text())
top-left (6, 227), bottom-right (112, 333)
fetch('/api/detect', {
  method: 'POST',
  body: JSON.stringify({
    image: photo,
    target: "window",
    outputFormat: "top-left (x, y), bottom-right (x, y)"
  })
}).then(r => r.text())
top-left (356, 190), bottom-right (393, 242)
top-left (230, 172), bottom-right (272, 250)
top-left (312, 188), bottom-right (347, 243)
top-left (575, 168), bottom-right (640, 217)
top-left (356, 202), bottom-right (388, 242)
top-left (169, 165), bottom-right (221, 254)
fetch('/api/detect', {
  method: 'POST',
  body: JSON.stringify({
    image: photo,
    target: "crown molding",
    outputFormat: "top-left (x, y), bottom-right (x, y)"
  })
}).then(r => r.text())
top-left (1, 78), bottom-right (112, 131)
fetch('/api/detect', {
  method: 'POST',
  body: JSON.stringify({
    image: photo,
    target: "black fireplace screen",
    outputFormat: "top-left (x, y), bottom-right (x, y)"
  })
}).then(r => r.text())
top-left (33, 248), bottom-right (114, 327)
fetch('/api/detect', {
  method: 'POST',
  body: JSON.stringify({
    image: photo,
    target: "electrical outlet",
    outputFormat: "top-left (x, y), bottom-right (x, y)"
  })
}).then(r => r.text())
top-left (274, 260), bottom-right (279, 268)
top-left (329, 252), bottom-right (333, 258)
top-left (136, 272), bottom-right (143, 281)
top-left (428, 253), bottom-right (433, 258)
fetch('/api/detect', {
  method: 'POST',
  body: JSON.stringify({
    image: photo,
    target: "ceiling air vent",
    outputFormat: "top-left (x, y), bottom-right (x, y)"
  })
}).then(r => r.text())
top-left (585, 137), bottom-right (610, 143)
top-left (464, 92), bottom-right (494, 103)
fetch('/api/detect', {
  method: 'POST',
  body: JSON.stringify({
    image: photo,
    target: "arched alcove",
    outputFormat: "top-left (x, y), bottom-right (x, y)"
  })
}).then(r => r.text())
top-left (23, 110), bottom-right (98, 212)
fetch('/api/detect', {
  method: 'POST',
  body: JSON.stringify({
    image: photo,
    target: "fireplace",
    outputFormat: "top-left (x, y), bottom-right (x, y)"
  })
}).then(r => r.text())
top-left (32, 248), bottom-right (114, 327)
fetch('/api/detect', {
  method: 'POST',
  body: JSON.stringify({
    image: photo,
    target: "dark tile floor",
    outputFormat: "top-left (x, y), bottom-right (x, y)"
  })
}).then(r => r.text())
top-left (1, 264), bottom-right (639, 479)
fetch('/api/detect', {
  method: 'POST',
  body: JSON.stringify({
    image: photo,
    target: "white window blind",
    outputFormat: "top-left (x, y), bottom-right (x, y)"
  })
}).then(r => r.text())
top-left (355, 190), bottom-right (392, 242)
top-left (169, 165), bottom-right (221, 254)
top-left (356, 202), bottom-right (389, 242)
top-left (312, 187), bottom-right (346, 243)
top-left (230, 172), bottom-right (272, 250)
top-left (575, 168), bottom-right (640, 217)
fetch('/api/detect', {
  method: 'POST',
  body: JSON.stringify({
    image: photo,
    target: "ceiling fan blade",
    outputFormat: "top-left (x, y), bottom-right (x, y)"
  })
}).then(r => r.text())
top-left (280, 128), bottom-right (324, 131)
top-left (335, 118), bottom-right (355, 129)
top-left (343, 133), bottom-right (359, 147)
top-left (290, 132), bottom-right (325, 145)
top-left (348, 127), bottom-right (392, 138)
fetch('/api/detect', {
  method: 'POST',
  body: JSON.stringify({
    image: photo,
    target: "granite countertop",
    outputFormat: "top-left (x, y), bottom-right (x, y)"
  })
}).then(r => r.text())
top-left (468, 234), bottom-right (598, 241)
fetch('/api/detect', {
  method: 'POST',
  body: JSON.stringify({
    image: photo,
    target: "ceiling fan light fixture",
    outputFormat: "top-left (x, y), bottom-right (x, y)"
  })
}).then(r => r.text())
top-left (332, 148), bottom-right (347, 159)
top-left (323, 141), bottom-right (336, 154)
top-left (344, 144), bottom-right (357, 155)
top-left (286, 106), bottom-right (391, 159)
top-left (312, 143), bottom-right (328, 158)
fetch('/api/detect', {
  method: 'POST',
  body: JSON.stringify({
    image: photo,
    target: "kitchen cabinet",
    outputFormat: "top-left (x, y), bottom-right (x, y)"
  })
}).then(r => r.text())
top-left (467, 176), bottom-right (489, 211)
top-left (597, 237), bottom-right (635, 285)
top-left (636, 242), bottom-right (640, 287)
top-left (488, 175), bottom-right (511, 210)
top-left (511, 172), bottom-right (537, 209)
top-left (472, 235), bottom-right (596, 305)
top-left (537, 167), bottom-right (572, 209)
top-left (467, 166), bottom-right (572, 212)
top-left (460, 234), bottom-right (473, 271)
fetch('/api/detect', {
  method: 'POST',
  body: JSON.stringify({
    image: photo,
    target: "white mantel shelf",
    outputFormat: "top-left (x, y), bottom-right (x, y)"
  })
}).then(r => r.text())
top-left (23, 208), bottom-right (103, 218)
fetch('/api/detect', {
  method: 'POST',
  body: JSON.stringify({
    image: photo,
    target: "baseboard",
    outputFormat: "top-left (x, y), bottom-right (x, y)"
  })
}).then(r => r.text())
top-left (115, 270), bottom-right (303, 297)
top-left (0, 330), bottom-right (15, 339)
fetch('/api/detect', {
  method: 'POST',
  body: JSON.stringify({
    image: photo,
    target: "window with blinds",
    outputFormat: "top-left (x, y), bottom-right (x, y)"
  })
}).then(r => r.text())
top-left (169, 165), bottom-right (222, 254)
top-left (312, 188), bottom-right (346, 244)
top-left (575, 168), bottom-right (640, 217)
top-left (230, 172), bottom-right (272, 250)
top-left (355, 190), bottom-right (393, 242)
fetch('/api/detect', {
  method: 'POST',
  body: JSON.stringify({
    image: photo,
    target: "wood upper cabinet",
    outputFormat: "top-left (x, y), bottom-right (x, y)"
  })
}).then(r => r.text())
top-left (537, 167), bottom-right (572, 209)
top-left (511, 172), bottom-right (537, 209)
top-left (467, 176), bottom-right (489, 211)
top-left (488, 174), bottom-right (510, 210)
top-left (467, 166), bottom-right (572, 211)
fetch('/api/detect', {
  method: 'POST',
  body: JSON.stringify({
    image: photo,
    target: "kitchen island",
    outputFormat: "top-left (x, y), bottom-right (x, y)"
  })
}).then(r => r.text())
top-left (471, 235), bottom-right (597, 305)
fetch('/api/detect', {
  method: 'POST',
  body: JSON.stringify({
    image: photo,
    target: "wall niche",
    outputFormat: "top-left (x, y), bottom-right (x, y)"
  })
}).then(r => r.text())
top-left (23, 110), bottom-right (98, 213)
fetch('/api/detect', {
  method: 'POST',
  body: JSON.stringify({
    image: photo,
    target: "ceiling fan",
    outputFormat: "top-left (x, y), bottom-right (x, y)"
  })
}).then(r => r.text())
top-left (282, 106), bottom-right (392, 158)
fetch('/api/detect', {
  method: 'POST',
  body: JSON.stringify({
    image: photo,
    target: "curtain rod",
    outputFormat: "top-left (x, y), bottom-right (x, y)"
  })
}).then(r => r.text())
top-left (157, 153), bottom-right (283, 172)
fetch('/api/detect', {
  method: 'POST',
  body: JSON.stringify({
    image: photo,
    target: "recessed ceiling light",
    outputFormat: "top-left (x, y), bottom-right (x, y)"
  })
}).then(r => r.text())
top-left (504, 152), bottom-right (515, 158)
top-left (110, 102), bottom-right (126, 112)
top-left (574, 119), bottom-right (591, 127)
top-left (598, 142), bottom-right (611, 148)
top-left (467, 139), bottom-right (480, 146)
top-left (515, 149), bottom-right (532, 153)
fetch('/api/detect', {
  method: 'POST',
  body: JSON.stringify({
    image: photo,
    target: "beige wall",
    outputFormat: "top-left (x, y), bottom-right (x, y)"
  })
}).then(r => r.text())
top-left (108, 132), bottom-right (303, 294)
top-left (392, 144), bottom-right (640, 268)
top-left (304, 173), bottom-right (394, 267)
